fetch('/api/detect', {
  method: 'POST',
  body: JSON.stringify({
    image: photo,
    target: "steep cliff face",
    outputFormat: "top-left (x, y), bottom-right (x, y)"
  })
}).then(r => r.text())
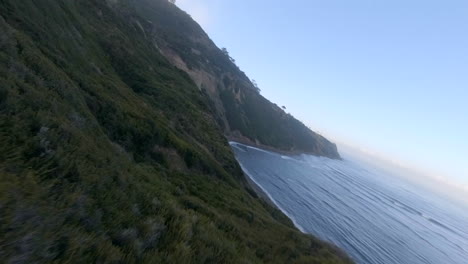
top-left (130, 0), bottom-right (341, 159)
top-left (0, 0), bottom-right (350, 263)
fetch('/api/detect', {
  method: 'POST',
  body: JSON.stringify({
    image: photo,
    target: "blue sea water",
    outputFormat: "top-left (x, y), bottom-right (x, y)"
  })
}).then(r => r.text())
top-left (230, 142), bottom-right (468, 264)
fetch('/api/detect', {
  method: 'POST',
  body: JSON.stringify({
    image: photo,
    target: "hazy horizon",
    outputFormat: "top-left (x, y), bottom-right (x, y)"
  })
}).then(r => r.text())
top-left (338, 142), bottom-right (468, 205)
top-left (177, 0), bottom-right (468, 195)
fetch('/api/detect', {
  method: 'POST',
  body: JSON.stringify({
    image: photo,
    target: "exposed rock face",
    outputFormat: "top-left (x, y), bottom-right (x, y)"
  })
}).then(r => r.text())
top-left (0, 0), bottom-right (351, 263)
top-left (132, 0), bottom-right (341, 159)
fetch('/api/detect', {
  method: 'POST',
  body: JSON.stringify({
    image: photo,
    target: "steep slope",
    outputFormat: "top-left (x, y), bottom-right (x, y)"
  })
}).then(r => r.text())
top-left (0, 0), bottom-right (349, 263)
top-left (130, 0), bottom-right (341, 159)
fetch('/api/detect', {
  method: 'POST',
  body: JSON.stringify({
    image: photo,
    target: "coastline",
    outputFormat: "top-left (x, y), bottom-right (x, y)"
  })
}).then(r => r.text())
top-left (230, 141), bottom-right (307, 233)
top-left (230, 141), bottom-right (354, 263)
top-left (226, 135), bottom-right (341, 160)
top-left (229, 140), bottom-right (294, 210)
top-left (226, 135), bottom-right (307, 157)
top-left (243, 165), bottom-right (278, 208)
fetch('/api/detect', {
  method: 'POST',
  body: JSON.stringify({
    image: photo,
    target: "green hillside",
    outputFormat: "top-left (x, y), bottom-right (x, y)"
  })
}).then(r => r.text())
top-left (129, 0), bottom-right (340, 159)
top-left (0, 0), bottom-right (349, 263)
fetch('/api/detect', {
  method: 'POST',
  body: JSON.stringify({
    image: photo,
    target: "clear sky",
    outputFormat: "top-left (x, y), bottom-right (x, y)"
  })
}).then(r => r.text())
top-left (176, 0), bottom-right (468, 191)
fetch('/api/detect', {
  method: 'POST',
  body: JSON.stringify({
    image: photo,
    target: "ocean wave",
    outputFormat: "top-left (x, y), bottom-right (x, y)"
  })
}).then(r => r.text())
top-left (231, 142), bottom-right (468, 264)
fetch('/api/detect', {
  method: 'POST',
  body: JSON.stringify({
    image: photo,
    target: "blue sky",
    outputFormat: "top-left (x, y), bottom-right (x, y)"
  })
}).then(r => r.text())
top-left (176, 0), bottom-right (468, 192)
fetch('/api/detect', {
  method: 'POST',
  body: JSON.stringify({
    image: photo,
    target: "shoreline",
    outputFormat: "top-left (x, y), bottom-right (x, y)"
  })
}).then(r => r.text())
top-left (230, 142), bottom-right (307, 233)
top-left (226, 135), bottom-right (342, 160)
top-left (243, 165), bottom-right (277, 208)
top-left (229, 140), bottom-right (291, 209)
top-left (226, 135), bottom-right (306, 156)
top-left (230, 141), bottom-right (354, 262)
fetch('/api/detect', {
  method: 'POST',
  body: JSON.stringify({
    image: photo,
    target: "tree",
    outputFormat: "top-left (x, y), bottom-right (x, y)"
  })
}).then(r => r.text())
top-left (251, 79), bottom-right (261, 93)
top-left (221, 47), bottom-right (236, 63)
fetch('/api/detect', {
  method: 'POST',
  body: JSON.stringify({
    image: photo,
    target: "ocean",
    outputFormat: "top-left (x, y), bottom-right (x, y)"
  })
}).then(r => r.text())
top-left (230, 142), bottom-right (468, 264)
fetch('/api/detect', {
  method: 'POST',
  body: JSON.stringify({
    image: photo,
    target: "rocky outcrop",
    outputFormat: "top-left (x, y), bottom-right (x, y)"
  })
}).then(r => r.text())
top-left (131, 0), bottom-right (341, 159)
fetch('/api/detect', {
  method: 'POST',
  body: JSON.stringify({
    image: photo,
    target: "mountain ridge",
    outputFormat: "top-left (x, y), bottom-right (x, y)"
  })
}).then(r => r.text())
top-left (0, 0), bottom-right (350, 262)
top-left (130, 0), bottom-right (341, 159)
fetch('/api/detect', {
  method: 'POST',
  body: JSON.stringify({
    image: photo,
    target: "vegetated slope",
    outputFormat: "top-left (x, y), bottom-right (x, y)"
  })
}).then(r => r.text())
top-left (0, 0), bottom-right (350, 263)
top-left (130, 0), bottom-right (341, 159)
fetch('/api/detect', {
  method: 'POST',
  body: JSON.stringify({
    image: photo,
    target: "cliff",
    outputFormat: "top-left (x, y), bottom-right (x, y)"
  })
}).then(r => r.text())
top-left (0, 0), bottom-right (349, 263)
top-left (130, 0), bottom-right (341, 159)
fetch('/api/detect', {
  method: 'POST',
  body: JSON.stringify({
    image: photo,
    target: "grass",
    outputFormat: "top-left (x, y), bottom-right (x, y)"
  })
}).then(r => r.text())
top-left (0, 0), bottom-right (351, 263)
top-left (131, 0), bottom-right (340, 159)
